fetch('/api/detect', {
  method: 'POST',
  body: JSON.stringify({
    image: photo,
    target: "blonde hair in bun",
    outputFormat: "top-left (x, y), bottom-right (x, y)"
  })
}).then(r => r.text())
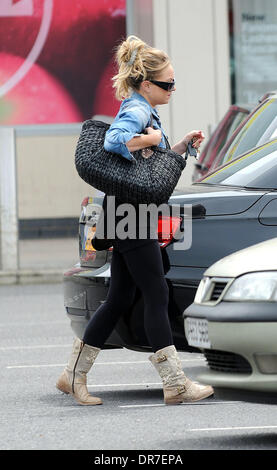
top-left (112, 35), bottom-right (170, 100)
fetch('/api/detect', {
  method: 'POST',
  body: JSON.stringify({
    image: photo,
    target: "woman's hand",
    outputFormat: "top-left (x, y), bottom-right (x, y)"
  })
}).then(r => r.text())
top-left (185, 130), bottom-right (205, 150)
top-left (145, 127), bottom-right (162, 146)
top-left (172, 130), bottom-right (205, 156)
top-left (126, 128), bottom-right (162, 152)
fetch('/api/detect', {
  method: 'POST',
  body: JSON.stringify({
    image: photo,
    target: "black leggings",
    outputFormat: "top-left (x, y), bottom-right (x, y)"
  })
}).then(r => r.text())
top-left (83, 241), bottom-right (173, 352)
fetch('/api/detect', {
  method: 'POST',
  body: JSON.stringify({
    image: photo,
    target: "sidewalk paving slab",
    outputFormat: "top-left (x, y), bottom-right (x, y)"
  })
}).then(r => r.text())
top-left (0, 237), bottom-right (79, 285)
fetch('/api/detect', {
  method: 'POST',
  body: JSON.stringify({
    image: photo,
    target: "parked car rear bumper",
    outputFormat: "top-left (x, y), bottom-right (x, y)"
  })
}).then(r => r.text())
top-left (63, 263), bottom-right (116, 345)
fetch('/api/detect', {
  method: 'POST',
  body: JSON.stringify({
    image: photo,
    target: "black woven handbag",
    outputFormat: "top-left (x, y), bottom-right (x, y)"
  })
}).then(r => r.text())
top-left (75, 119), bottom-right (186, 206)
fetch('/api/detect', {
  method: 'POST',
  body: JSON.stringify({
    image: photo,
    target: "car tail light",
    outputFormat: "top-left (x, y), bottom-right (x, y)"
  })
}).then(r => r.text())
top-left (157, 215), bottom-right (182, 248)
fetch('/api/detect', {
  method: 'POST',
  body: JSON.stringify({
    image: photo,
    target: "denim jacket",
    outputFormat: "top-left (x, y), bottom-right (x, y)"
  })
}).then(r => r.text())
top-left (104, 91), bottom-right (167, 162)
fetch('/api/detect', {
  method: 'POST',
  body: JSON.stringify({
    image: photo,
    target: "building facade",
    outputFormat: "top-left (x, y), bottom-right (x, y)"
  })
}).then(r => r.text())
top-left (1, 0), bottom-right (276, 237)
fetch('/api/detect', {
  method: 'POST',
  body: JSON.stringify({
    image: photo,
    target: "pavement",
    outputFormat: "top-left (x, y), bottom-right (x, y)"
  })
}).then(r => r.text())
top-left (2, 282), bottom-right (277, 450)
top-left (0, 237), bottom-right (79, 285)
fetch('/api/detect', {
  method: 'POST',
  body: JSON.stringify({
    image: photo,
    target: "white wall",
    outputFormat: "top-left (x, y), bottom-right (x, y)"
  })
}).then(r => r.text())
top-left (16, 132), bottom-right (98, 219)
top-left (153, 0), bottom-right (231, 188)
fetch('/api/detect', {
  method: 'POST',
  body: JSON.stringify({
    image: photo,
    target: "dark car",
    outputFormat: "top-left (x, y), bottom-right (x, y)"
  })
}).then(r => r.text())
top-left (64, 138), bottom-right (277, 353)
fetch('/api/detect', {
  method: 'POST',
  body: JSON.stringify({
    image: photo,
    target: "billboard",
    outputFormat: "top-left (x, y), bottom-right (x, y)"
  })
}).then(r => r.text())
top-left (0, 0), bottom-right (126, 124)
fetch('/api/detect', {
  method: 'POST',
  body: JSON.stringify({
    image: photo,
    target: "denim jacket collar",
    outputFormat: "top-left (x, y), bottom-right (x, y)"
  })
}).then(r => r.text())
top-left (129, 91), bottom-right (161, 125)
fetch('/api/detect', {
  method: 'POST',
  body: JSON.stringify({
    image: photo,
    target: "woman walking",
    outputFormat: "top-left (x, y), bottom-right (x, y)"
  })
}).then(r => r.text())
top-left (56, 36), bottom-right (213, 406)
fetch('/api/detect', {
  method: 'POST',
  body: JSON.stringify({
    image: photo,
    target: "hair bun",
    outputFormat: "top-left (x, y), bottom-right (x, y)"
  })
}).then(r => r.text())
top-left (112, 35), bottom-right (170, 100)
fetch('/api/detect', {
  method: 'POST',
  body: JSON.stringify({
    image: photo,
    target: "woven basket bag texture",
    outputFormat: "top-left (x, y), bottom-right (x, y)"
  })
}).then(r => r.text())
top-left (75, 120), bottom-right (186, 205)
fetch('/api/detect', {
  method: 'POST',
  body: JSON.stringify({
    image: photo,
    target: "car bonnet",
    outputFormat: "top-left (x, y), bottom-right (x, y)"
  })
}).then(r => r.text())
top-left (204, 237), bottom-right (277, 278)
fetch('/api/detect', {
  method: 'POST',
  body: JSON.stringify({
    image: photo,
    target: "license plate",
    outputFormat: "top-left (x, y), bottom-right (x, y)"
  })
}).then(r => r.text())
top-left (185, 317), bottom-right (211, 349)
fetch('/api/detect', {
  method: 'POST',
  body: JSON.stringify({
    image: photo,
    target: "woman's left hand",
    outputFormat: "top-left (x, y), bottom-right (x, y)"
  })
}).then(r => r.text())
top-left (184, 130), bottom-right (205, 151)
top-left (172, 130), bottom-right (205, 156)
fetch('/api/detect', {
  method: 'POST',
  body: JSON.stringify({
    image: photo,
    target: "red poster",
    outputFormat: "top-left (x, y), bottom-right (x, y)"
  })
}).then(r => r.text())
top-left (0, 0), bottom-right (126, 124)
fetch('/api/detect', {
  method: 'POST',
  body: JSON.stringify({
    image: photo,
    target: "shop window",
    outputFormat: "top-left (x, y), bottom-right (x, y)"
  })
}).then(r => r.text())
top-left (229, 0), bottom-right (277, 105)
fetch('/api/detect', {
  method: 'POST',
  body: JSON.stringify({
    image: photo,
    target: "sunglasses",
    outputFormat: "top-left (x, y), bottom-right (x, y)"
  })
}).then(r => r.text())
top-left (149, 79), bottom-right (176, 92)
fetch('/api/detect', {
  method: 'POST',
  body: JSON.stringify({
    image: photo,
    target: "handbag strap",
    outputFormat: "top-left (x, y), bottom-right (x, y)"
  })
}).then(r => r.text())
top-left (148, 113), bottom-right (154, 128)
top-left (164, 134), bottom-right (171, 150)
top-left (148, 113), bottom-right (171, 150)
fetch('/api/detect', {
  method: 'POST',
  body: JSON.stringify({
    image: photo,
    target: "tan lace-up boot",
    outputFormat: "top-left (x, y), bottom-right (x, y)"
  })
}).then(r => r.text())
top-left (149, 345), bottom-right (214, 404)
top-left (56, 338), bottom-right (102, 405)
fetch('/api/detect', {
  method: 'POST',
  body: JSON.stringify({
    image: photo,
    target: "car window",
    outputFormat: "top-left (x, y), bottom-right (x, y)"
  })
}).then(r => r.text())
top-left (257, 115), bottom-right (277, 143)
top-left (271, 127), bottom-right (277, 139)
top-left (200, 139), bottom-right (277, 189)
top-left (212, 98), bottom-right (277, 169)
top-left (226, 111), bottom-right (249, 141)
top-left (200, 108), bottom-right (249, 168)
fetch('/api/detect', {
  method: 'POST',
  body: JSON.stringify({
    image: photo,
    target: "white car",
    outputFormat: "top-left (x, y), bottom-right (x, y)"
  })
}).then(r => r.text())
top-left (184, 237), bottom-right (277, 392)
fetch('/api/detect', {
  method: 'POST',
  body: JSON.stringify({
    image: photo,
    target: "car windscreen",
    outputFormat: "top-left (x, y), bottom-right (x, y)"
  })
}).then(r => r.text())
top-left (213, 98), bottom-right (277, 169)
top-left (200, 139), bottom-right (277, 189)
